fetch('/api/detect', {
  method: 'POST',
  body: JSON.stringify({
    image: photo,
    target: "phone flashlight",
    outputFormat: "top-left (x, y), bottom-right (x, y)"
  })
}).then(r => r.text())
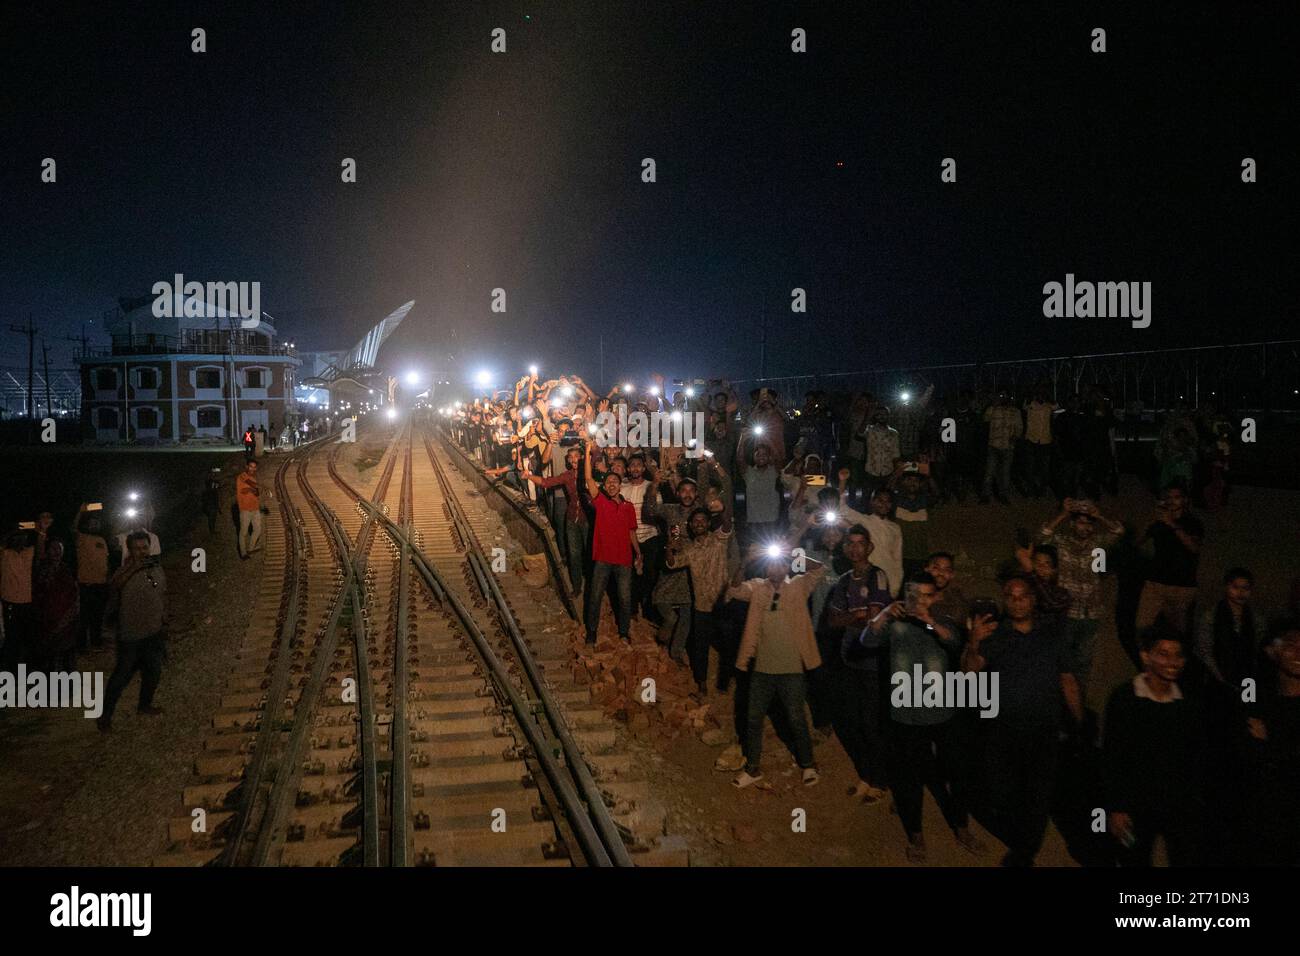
top-left (752, 425), bottom-right (764, 436)
top-left (765, 544), bottom-right (783, 559)
top-left (822, 509), bottom-right (838, 523)
top-left (622, 383), bottom-right (633, 394)
top-left (685, 387), bottom-right (695, 398)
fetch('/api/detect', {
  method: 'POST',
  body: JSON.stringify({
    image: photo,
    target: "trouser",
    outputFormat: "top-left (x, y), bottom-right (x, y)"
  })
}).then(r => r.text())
top-left (238, 508), bottom-right (264, 556)
top-left (585, 561), bottom-right (632, 642)
top-left (78, 583), bottom-right (108, 650)
top-left (1135, 582), bottom-right (1196, 638)
top-left (562, 517), bottom-right (586, 597)
top-left (1025, 442), bottom-right (1052, 495)
top-left (102, 633), bottom-right (166, 720)
top-left (1064, 617), bottom-right (1101, 691)
top-left (980, 723), bottom-right (1060, 866)
top-left (889, 719), bottom-right (969, 837)
top-left (807, 639), bottom-right (837, 728)
top-left (744, 671), bottom-right (814, 773)
top-left (1, 601), bottom-right (35, 670)
top-left (1117, 805), bottom-right (1204, 867)
top-left (633, 536), bottom-right (663, 618)
top-left (982, 447), bottom-right (1014, 499)
top-left (655, 600), bottom-right (691, 660)
top-left (548, 490), bottom-right (567, 551)
top-left (205, 509), bottom-right (218, 533)
top-left (829, 665), bottom-right (888, 787)
top-left (689, 608), bottom-right (720, 687)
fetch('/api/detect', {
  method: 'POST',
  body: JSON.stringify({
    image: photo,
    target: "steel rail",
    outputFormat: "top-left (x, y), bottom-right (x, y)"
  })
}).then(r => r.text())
top-left (420, 431), bottom-right (633, 866)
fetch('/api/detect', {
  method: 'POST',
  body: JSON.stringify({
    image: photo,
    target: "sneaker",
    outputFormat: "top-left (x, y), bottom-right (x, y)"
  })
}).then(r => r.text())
top-left (802, 767), bottom-right (821, 787)
top-left (733, 770), bottom-right (764, 789)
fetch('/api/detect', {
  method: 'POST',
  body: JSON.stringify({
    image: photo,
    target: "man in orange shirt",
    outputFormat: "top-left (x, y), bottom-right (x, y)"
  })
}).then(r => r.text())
top-left (236, 460), bottom-right (263, 559)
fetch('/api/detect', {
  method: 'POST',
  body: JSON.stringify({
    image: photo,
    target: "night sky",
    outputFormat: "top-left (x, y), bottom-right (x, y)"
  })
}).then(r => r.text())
top-left (1, 1), bottom-right (1292, 388)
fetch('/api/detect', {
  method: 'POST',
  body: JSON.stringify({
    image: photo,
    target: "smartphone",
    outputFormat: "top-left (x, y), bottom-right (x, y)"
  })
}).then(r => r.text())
top-left (18, 521), bottom-right (35, 530)
top-left (85, 502), bottom-right (104, 512)
top-left (806, 474), bottom-right (827, 487)
top-left (970, 598), bottom-right (1000, 620)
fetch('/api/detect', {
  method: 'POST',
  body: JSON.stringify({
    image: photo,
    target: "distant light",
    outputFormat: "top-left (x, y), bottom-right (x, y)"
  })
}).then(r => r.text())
top-left (823, 510), bottom-right (838, 524)
top-left (521, 406), bottom-right (533, 419)
top-left (551, 396), bottom-right (564, 407)
top-left (369, 389), bottom-right (375, 395)
top-left (406, 371), bottom-right (420, 385)
top-left (765, 544), bottom-right (783, 559)
top-left (529, 364), bottom-right (538, 376)
top-left (386, 407), bottom-right (397, 420)
top-left (586, 424), bottom-right (597, 435)
top-left (622, 383), bottom-right (633, 394)
top-left (125, 507), bottom-right (138, 518)
top-left (752, 424), bottom-right (764, 436)
top-left (476, 370), bottom-right (493, 387)
top-left (900, 391), bottom-right (911, 403)
top-left (671, 410), bottom-right (682, 423)
top-left (649, 385), bottom-right (659, 396)
top-left (128, 491), bottom-right (140, 501)
top-left (685, 387), bottom-right (695, 398)
top-left (835, 160), bottom-right (844, 168)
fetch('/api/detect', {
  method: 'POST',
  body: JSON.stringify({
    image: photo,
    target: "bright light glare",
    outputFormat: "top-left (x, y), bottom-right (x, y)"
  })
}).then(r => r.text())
top-left (752, 425), bottom-right (764, 436)
top-left (562, 386), bottom-right (574, 398)
top-left (622, 383), bottom-right (633, 394)
top-left (649, 385), bottom-right (659, 396)
top-left (475, 370), bottom-right (492, 387)
top-left (900, 391), bottom-right (911, 403)
top-left (823, 510), bottom-right (838, 523)
top-left (406, 371), bottom-right (420, 385)
top-left (528, 364), bottom-right (538, 375)
top-left (586, 424), bottom-right (597, 435)
top-left (128, 491), bottom-right (140, 501)
top-left (685, 387), bottom-right (695, 398)
top-left (125, 507), bottom-right (138, 518)
top-left (671, 411), bottom-right (682, 422)
top-left (765, 544), bottom-right (783, 559)
top-left (386, 407), bottom-right (398, 420)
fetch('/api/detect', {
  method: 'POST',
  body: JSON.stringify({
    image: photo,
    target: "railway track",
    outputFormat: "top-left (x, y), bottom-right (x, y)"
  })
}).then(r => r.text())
top-left (158, 419), bottom-right (650, 866)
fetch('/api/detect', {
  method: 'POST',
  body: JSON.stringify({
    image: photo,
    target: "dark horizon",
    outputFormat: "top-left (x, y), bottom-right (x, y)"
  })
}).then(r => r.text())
top-left (2, 1), bottom-right (1293, 388)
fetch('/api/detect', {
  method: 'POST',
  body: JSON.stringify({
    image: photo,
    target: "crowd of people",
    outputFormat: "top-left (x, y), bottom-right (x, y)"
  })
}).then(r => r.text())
top-left (1, 457), bottom-right (270, 731)
top-left (447, 371), bottom-right (1297, 866)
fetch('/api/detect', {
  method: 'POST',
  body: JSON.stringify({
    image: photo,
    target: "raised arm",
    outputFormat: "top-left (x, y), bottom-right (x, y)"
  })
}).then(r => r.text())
top-left (583, 441), bottom-right (599, 498)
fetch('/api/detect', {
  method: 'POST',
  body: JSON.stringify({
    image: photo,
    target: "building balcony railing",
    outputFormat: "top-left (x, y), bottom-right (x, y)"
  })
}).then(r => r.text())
top-left (77, 335), bottom-right (297, 359)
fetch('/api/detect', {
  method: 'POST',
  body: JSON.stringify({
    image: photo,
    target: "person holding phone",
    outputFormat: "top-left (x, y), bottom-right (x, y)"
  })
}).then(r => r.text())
top-left (824, 525), bottom-right (893, 802)
top-left (582, 440), bottom-right (641, 645)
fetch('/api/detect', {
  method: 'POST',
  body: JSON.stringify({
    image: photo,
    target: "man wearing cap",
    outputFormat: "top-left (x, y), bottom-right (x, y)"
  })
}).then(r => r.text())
top-left (1040, 497), bottom-right (1124, 691)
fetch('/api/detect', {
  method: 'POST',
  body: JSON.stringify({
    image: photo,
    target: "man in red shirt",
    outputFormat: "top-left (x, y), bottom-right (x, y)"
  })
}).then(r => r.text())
top-left (583, 440), bottom-right (642, 645)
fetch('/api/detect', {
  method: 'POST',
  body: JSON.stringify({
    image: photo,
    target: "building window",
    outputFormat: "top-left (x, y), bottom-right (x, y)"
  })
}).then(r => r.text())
top-left (196, 407), bottom-right (222, 428)
top-left (137, 407), bottom-right (159, 429)
top-left (196, 368), bottom-right (222, 389)
top-left (96, 407), bottom-right (118, 428)
top-left (245, 368), bottom-right (265, 388)
top-left (136, 368), bottom-right (159, 389)
top-left (95, 368), bottom-right (117, 390)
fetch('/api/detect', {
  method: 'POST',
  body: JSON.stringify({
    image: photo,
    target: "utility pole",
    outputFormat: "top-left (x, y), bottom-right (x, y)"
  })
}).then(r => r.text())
top-left (41, 340), bottom-right (52, 418)
top-left (8, 313), bottom-right (37, 419)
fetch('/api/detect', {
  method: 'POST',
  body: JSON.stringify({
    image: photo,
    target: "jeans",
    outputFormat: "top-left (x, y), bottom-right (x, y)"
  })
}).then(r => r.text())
top-left (689, 609), bottom-right (720, 687)
top-left (585, 561), bottom-right (632, 642)
top-left (79, 583), bottom-right (108, 650)
top-left (655, 600), bottom-right (691, 661)
top-left (238, 508), bottom-right (264, 557)
top-left (102, 633), bottom-right (166, 721)
top-left (829, 665), bottom-right (888, 787)
top-left (562, 517), bottom-right (587, 597)
top-left (980, 722), bottom-right (1059, 866)
top-left (982, 447), bottom-right (1014, 499)
top-left (889, 719), bottom-right (968, 838)
top-left (744, 670), bottom-right (814, 774)
top-left (634, 536), bottom-right (663, 618)
top-left (1064, 617), bottom-right (1101, 689)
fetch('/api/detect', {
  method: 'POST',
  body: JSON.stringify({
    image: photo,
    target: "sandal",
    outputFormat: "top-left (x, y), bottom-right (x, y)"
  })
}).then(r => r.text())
top-left (733, 770), bottom-right (764, 789)
top-left (802, 767), bottom-right (821, 787)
